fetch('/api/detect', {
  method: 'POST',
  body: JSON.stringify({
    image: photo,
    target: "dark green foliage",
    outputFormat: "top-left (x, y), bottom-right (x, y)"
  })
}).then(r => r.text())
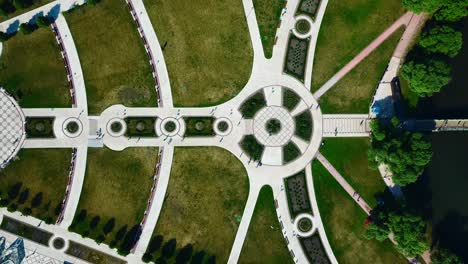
top-left (54, 202), bottom-right (62, 216)
top-left (115, 225), bottom-right (127, 241)
top-left (147, 235), bottom-right (163, 254)
top-left (368, 120), bottom-right (432, 186)
top-left (25, 117), bottom-right (55, 138)
top-left (90, 216), bottom-right (100, 229)
top-left (21, 207), bottom-right (32, 216)
top-left (8, 182), bottom-right (22, 200)
top-left (19, 23), bottom-right (37, 35)
top-left (44, 216), bottom-right (53, 224)
top-left (142, 253), bottom-right (153, 263)
top-left (420, 25), bottom-right (463, 57)
top-left (176, 244), bottom-right (193, 264)
top-left (364, 221), bottom-right (390, 241)
top-left (76, 209), bottom-right (87, 222)
top-left (431, 248), bottom-right (463, 264)
top-left (0, 31), bottom-right (14, 41)
top-left (103, 218), bottom-right (115, 234)
top-left (36, 16), bottom-right (51, 27)
top-left (294, 110), bottom-right (313, 141)
top-left (31, 192), bottom-right (43, 208)
top-left (18, 188), bottom-right (29, 204)
top-left (118, 224), bottom-right (142, 254)
top-left (283, 141), bottom-right (301, 163)
top-left (183, 117), bottom-right (215, 136)
top-left (240, 135), bottom-right (264, 162)
top-left (434, 0), bottom-right (468, 22)
top-left (13, 0), bottom-right (33, 10)
top-left (388, 212), bottom-right (429, 257)
top-left (96, 234), bottom-right (106, 244)
top-left (239, 91), bottom-right (266, 118)
top-left (7, 203), bottom-right (17, 212)
top-left (0, 199), bottom-right (8, 207)
top-left (162, 239), bottom-right (177, 258)
top-left (190, 251), bottom-right (206, 264)
top-left (282, 88), bottom-right (301, 111)
top-left (402, 0), bottom-right (442, 13)
top-left (401, 58), bottom-right (451, 96)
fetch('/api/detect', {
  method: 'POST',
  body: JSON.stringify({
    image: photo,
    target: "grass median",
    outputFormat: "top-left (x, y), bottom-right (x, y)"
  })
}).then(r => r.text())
top-left (65, 0), bottom-right (155, 113)
top-left (0, 26), bottom-right (70, 107)
top-left (144, 0), bottom-right (253, 106)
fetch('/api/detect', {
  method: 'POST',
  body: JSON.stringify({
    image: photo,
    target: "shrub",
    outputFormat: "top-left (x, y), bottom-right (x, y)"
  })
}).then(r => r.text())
top-left (0, 199), bottom-right (9, 207)
top-left (90, 216), bottom-right (101, 229)
top-left (8, 182), bottom-right (22, 200)
top-left (103, 218), bottom-right (116, 234)
top-left (19, 23), bottom-right (37, 35)
top-left (115, 225), bottom-right (128, 242)
top-left (7, 203), bottom-right (18, 212)
top-left (36, 16), bottom-right (51, 27)
top-left (75, 209), bottom-right (87, 222)
top-left (96, 235), bottom-right (106, 244)
top-left (0, 32), bottom-right (14, 41)
top-left (142, 253), bottom-right (153, 263)
top-left (21, 207), bottom-right (32, 216)
top-left (162, 239), bottom-right (177, 258)
top-left (44, 217), bottom-right (54, 225)
top-left (31, 192), bottom-right (43, 208)
top-left (18, 189), bottom-right (29, 204)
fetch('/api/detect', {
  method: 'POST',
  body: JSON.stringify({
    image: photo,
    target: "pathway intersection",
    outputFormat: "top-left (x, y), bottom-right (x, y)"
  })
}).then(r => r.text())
top-left (0, 0), bottom-right (431, 263)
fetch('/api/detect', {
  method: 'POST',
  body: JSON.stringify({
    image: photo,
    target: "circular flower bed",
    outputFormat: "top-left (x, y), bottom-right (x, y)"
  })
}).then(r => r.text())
top-left (295, 19), bottom-right (311, 35)
top-left (298, 218), bottom-right (313, 232)
top-left (52, 237), bottom-right (65, 250)
top-left (266, 118), bottom-right (281, 135)
top-left (111, 122), bottom-right (123, 133)
top-left (217, 121), bottom-right (229, 132)
top-left (66, 121), bottom-right (79, 133)
top-left (164, 121), bottom-right (177, 132)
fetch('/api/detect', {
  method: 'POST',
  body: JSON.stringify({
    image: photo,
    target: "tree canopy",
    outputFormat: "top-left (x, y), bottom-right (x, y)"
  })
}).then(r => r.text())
top-left (402, 0), bottom-right (442, 13)
top-left (368, 120), bottom-right (432, 186)
top-left (432, 248), bottom-right (463, 264)
top-left (364, 221), bottom-right (390, 241)
top-left (420, 26), bottom-right (463, 58)
top-left (435, 0), bottom-right (468, 22)
top-left (401, 59), bottom-right (452, 96)
top-left (388, 212), bottom-right (429, 257)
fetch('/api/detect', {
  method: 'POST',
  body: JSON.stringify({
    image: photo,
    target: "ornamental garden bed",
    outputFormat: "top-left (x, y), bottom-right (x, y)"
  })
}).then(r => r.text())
top-left (283, 141), bottom-right (302, 164)
top-left (0, 216), bottom-right (53, 246)
top-left (295, 0), bottom-right (321, 19)
top-left (284, 35), bottom-right (309, 82)
top-left (183, 116), bottom-right (215, 137)
top-left (240, 135), bottom-right (265, 162)
top-left (294, 110), bottom-right (313, 141)
top-left (239, 90), bottom-right (267, 119)
top-left (284, 171), bottom-right (312, 218)
top-left (65, 240), bottom-right (126, 264)
top-left (25, 117), bottom-right (55, 138)
top-left (124, 117), bottom-right (156, 137)
top-left (299, 234), bottom-right (331, 264)
top-left (283, 88), bottom-right (301, 111)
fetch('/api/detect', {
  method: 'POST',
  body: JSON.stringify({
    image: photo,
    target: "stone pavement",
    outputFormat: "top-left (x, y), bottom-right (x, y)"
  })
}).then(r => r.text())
top-left (322, 114), bottom-right (371, 137)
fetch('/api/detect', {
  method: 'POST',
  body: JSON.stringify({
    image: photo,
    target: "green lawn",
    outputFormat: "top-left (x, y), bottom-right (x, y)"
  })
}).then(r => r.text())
top-left (319, 138), bottom-right (386, 207)
top-left (0, 149), bottom-right (71, 221)
top-left (252, 0), bottom-right (285, 58)
top-left (64, 0), bottom-right (155, 114)
top-left (150, 147), bottom-right (248, 263)
top-left (239, 186), bottom-right (293, 264)
top-left (312, 160), bottom-right (407, 264)
top-left (70, 147), bottom-right (156, 245)
top-left (0, 27), bottom-right (70, 108)
top-left (311, 0), bottom-right (405, 91)
top-left (144, 0), bottom-right (253, 107)
top-left (319, 28), bottom-right (404, 113)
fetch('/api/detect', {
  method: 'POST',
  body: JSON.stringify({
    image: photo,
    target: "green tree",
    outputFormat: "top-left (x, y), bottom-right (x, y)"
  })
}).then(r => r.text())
top-left (420, 26), bottom-right (463, 57)
top-left (36, 16), bottom-right (51, 27)
top-left (401, 59), bottom-right (452, 96)
top-left (432, 248), bottom-right (463, 264)
top-left (19, 23), bottom-right (35, 35)
top-left (402, 0), bottom-right (442, 13)
top-left (388, 212), bottom-right (429, 257)
top-left (435, 0), bottom-right (468, 22)
top-left (365, 222), bottom-right (390, 241)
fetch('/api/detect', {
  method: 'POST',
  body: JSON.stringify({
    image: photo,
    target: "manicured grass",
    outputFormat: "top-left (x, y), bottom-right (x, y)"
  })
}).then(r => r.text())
top-left (312, 160), bottom-right (408, 264)
top-left (239, 186), bottom-right (293, 264)
top-left (319, 28), bottom-right (404, 113)
top-left (64, 0), bottom-right (155, 113)
top-left (70, 147), bottom-right (156, 245)
top-left (311, 0), bottom-right (405, 91)
top-left (252, 0), bottom-right (285, 58)
top-left (0, 149), bottom-right (71, 222)
top-left (144, 0), bottom-right (253, 106)
top-left (319, 138), bottom-right (386, 207)
top-left (151, 147), bottom-right (248, 263)
top-left (0, 27), bottom-right (70, 108)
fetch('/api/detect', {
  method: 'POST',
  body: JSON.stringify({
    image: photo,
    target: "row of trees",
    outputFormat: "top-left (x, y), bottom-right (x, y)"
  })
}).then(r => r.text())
top-left (0, 0), bottom-right (35, 16)
top-left (364, 195), bottom-right (463, 263)
top-left (69, 209), bottom-right (141, 256)
top-left (0, 13), bottom-right (53, 41)
top-left (143, 235), bottom-right (216, 264)
top-left (400, 0), bottom-right (467, 96)
top-left (368, 118), bottom-right (433, 186)
top-left (0, 182), bottom-right (61, 224)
